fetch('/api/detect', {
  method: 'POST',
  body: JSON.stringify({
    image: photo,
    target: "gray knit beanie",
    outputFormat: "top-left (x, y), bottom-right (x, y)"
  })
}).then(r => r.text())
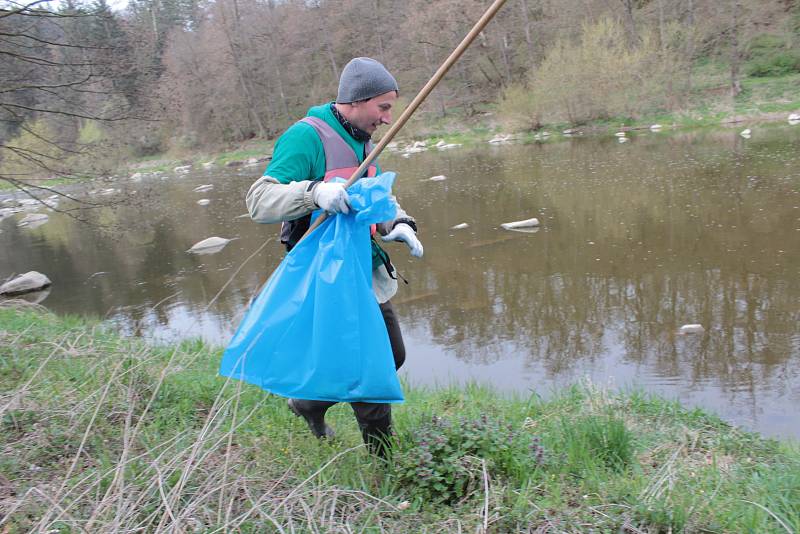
top-left (336, 57), bottom-right (399, 104)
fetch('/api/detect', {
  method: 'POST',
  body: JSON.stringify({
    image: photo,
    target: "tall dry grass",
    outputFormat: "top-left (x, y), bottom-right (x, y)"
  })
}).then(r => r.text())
top-left (0, 301), bottom-right (415, 533)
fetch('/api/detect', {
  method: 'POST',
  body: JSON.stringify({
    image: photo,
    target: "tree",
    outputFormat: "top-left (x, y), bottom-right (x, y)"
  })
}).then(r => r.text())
top-left (0, 0), bottom-right (139, 210)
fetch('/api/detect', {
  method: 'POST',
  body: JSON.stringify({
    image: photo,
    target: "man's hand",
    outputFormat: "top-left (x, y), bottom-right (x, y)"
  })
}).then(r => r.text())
top-left (381, 223), bottom-right (423, 258)
top-left (312, 182), bottom-right (350, 214)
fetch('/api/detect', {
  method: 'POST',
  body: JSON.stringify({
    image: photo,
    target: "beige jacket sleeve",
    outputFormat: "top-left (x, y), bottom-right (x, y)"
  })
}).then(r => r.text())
top-left (246, 175), bottom-right (318, 224)
top-left (247, 175), bottom-right (416, 233)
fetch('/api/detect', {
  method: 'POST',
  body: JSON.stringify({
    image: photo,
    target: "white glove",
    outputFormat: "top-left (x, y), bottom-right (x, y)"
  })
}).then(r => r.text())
top-left (312, 182), bottom-right (350, 214)
top-left (381, 223), bottom-right (423, 258)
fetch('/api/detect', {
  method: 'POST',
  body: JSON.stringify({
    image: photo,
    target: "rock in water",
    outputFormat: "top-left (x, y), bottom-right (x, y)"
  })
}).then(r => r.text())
top-left (197, 199), bottom-right (211, 206)
top-left (488, 134), bottom-right (511, 144)
top-left (187, 236), bottom-right (233, 254)
top-left (451, 223), bottom-right (469, 230)
top-left (17, 213), bottom-right (49, 228)
top-left (428, 175), bottom-right (447, 182)
top-left (679, 324), bottom-right (705, 335)
top-left (193, 184), bottom-right (214, 193)
top-left (0, 271), bottom-right (52, 295)
top-left (500, 217), bottom-right (540, 230)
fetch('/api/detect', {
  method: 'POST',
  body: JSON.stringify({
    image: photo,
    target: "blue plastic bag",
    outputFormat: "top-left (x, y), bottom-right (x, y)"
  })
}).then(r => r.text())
top-left (219, 172), bottom-right (404, 403)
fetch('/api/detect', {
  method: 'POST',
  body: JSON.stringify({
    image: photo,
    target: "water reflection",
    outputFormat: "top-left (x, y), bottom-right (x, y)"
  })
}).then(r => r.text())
top-left (1, 126), bottom-right (798, 438)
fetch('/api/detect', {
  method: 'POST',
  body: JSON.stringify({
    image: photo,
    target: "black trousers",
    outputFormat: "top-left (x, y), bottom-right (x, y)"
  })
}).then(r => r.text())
top-left (290, 300), bottom-right (405, 445)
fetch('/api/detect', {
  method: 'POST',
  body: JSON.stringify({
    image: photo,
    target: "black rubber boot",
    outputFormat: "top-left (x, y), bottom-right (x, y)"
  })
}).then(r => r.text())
top-left (287, 399), bottom-right (335, 439)
top-left (359, 413), bottom-right (393, 458)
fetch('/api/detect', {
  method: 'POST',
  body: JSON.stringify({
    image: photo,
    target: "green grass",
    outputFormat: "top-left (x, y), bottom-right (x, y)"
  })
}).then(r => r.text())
top-left (0, 175), bottom-right (91, 192)
top-left (124, 139), bottom-right (274, 175)
top-left (1, 304), bottom-right (798, 532)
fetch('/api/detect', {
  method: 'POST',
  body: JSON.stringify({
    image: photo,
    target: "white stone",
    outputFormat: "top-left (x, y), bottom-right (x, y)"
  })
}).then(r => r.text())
top-left (197, 199), bottom-right (210, 206)
top-left (130, 172), bottom-right (143, 181)
top-left (618, 137), bottom-right (629, 143)
top-left (428, 175), bottom-right (447, 182)
top-left (788, 113), bottom-right (800, 122)
top-left (501, 217), bottom-right (540, 230)
top-left (650, 124), bottom-right (663, 131)
top-left (488, 134), bottom-right (511, 144)
top-left (202, 161), bottom-right (215, 169)
top-left (615, 132), bottom-right (626, 137)
top-left (451, 223), bottom-right (469, 230)
top-left (0, 208), bottom-right (20, 220)
top-left (679, 324), bottom-right (705, 335)
top-left (174, 165), bottom-right (192, 173)
top-left (0, 271), bottom-right (52, 295)
top-left (187, 236), bottom-right (234, 254)
top-left (740, 129), bottom-right (751, 138)
top-left (193, 184), bottom-right (214, 193)
top-left (17, 213), bottom-right (49, 228)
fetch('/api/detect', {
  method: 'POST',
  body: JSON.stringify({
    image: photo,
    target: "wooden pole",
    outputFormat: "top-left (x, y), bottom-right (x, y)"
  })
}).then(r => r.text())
top-left (300, 0), bottom-right (508, 241)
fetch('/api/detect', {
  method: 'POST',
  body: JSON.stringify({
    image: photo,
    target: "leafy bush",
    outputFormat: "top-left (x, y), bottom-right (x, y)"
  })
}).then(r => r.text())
top-left (497, 84), bottom-right (541, 132)
top-left (0, 119), bottom-right (62, 179)
top-left (392, 414), bottom-right (545, 505)
top-left (746, 33), bottom-right (800, 77)
top-left (499, 18), bottom-right (686, 127)
top-left (747, 52), bottom-right (800, 77)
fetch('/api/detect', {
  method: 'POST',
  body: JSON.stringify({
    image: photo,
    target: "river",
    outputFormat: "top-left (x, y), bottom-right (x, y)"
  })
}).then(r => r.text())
top-left (2, 125), bottom-right (799, 439)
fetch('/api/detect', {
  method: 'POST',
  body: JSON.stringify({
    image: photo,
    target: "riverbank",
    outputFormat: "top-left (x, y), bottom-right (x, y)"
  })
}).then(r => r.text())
top-left (2, 73), bottom-right (797, 192)
top-left (1, 303), bottom-right (798, 532)
top-left (118, 71), bottom-right (800, 178)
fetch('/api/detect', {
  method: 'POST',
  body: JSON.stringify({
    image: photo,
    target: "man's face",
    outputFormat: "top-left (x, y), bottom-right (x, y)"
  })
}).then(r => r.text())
top-left (347, 91), bottom-right (397, 136)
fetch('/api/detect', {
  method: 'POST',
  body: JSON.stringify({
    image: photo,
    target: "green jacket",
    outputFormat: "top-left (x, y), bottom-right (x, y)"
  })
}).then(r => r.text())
top-left (265, 102), bottom-right (381, 184)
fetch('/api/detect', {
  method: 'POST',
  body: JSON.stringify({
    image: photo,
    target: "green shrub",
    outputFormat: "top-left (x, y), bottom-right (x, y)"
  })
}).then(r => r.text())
top-left (747, 51), bottom-right (800, 77)
top-left (497, 84), bottom-right (541, 132)
top-left (392, 414), bottom-right (545, 505)
top-left (745, 33), bottom-right (800, 77)
top-left (507, 17), bottom-right (686, 125)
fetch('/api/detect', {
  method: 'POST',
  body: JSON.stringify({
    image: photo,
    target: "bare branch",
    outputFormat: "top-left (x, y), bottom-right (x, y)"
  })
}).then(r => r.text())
top-left (0, 102), bottom-right (131, 121)
top-left (0, 30), bottom-right (111, 50)
top-left (0, 48), bottom-right (97, 68)
top-left (0, 72), bottom-right (94, 94)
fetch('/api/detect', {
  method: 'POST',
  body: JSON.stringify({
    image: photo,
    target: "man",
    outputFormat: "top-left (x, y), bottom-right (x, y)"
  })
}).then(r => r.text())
top-left (245, 57), bottom-right (423, 456)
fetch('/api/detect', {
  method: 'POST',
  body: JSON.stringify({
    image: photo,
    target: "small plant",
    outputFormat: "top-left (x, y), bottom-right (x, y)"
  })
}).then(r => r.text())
top-left (392, 414), bottom-right (545, 505)
top-left (561, 415), bottom-right (635, 474)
